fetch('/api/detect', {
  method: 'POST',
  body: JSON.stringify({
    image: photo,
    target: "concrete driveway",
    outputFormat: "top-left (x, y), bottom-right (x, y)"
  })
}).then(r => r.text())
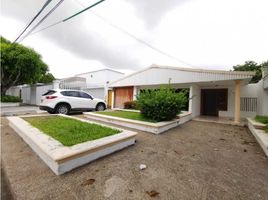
top-left (1, 117), bottom-right (268, 200)
top-left (0, 105), bottom-right (45, 116)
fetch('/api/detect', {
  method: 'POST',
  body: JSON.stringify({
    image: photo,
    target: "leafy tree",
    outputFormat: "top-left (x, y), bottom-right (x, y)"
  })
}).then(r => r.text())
top-left (39, 72), bottom-right (55, 83)
top-left (233, 60), bottom-right (268, 83)
top-left (1, 36), bottom-right (54, 95)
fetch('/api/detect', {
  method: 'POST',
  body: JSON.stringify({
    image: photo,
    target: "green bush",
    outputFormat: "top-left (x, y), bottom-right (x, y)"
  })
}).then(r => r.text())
top-left (255, 115), bottom-right (268, 124)
top-left (0, 95), bottom-right (22, 102)
top-left (124, 100), bottom-right (139, 110)
top-left (137, 87), bottom-right (187, 122)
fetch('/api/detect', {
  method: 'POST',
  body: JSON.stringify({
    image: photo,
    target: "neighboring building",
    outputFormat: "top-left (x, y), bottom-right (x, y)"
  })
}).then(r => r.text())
top-left (6, 68), bottom-right (124, 106)
top-left (59, 77), bottom-right (87, 90)
top-left (75, 68), bottom-right (124, 101)
top-left (109, 64), bottom-right (268, 123)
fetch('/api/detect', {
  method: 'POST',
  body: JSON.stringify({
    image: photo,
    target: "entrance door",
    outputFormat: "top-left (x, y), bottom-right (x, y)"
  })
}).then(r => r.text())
top-left (201, 89), bottom-right (228, 116)
top-left (107, 90), bottom-right (113, 109)
top-left (114, 87), bottom-right (134, 108)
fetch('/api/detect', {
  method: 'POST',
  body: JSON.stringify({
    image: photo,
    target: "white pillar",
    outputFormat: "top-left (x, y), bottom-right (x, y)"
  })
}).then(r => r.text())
top-left (188, 85), bottom-right (193, 113)
top-left (133, 86), bottom-right (137, 100)
top-left (111, 90), bottom-right (115, 109)
top-left (53, 80), bottom-right (61, 89)
top-left (104, 82), bottom-right (109, 102)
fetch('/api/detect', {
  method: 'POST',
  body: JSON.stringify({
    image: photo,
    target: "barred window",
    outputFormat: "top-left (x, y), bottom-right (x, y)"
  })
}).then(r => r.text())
top-left (240, 97), bottom-right (257, 112)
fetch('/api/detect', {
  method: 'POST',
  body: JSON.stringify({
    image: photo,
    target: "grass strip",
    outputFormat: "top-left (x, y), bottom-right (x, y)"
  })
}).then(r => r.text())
top-left (23, 116), bottom-right (121, 146)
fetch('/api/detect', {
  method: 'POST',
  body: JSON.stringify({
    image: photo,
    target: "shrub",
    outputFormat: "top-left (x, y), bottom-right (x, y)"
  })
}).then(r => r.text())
top-left (137, 87), bottom-right (187, 122)
top-left (124, 100), bottom-right (139, 110)
top-left (255, 115), bottom-right (268, 124)
top-left (0, 95), bottom-right (22, 102)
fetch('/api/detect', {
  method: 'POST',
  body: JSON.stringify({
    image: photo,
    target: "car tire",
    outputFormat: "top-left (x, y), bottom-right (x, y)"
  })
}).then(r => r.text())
top-left (56, 104), bottom-right (70, 115)
top-left (96, 103), bottom-right (106, 111)
top-left (47, 110), bottom-right (55, 114)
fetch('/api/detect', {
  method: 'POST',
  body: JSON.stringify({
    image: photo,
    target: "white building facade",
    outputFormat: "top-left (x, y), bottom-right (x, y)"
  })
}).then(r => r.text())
top-left (109, 65), bottom-right (268, 123)
top-left (75, 69), bottom-right (124, 100)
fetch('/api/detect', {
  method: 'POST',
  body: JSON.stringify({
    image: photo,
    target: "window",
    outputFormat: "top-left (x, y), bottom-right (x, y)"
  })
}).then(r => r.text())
top-left (42, 90), bottom-right (56, 96)
top-left (240, 97), bottom-right (257, 112)
top-left (79, 92), bottom-right (92, 99)
top-left (61, 91), bottom-right (80, 97)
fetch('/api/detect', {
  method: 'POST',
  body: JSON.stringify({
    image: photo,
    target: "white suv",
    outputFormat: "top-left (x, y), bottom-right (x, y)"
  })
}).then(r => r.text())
top-left (39, 89), bottom-right (106, 114)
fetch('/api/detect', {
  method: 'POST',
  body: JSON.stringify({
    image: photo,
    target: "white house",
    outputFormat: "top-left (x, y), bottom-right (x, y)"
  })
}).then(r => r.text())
top-left (109, 64), bottom-right (268, 123)
top-left (75, 68), bottom-right (124, 100)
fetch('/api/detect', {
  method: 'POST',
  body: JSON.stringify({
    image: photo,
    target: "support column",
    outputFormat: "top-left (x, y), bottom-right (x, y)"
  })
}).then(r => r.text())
top-left (133, 86), bottom-right (137, 100)
top-left (111, 90), bottom-right (115, 109)
top-left (188, 85), bottom-right (193, 113)
top-left (234, 80), bottom-right (241, 123)
top-left (52, 80), bottom-right (61, 89)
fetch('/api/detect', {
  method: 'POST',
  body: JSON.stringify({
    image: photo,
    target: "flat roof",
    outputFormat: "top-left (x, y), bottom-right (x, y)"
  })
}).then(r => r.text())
top-left (109, 64), bottom-right (255, 86)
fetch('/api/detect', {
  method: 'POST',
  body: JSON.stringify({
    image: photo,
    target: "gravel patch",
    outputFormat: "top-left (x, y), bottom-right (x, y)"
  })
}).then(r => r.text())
top-left (1, 117), bottom-right (268, 200)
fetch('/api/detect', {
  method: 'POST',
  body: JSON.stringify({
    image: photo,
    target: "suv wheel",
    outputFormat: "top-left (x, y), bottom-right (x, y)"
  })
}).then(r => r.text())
top-left (56, 104), bottom-right (70, 115)
top-left (96, 103), bottom-right (105, 111)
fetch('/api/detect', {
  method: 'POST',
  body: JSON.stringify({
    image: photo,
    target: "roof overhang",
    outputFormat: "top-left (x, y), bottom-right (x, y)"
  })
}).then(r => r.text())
top-left (109, 65), bottom-right (255, 87)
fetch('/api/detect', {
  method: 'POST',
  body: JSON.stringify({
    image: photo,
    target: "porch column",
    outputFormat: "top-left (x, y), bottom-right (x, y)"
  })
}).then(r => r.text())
top-left (234, 80), bottom-right (241, 123)
top-left (188, 85), bottom-right (193, 113)
top-left (133, 86), bottom-right (137, 100)
top-left (111, 90), bottom-right (115, 109)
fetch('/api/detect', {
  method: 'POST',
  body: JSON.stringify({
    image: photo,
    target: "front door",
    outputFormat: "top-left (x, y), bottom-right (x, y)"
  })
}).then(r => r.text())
top-left (201, 89), bottom-right (228, 116)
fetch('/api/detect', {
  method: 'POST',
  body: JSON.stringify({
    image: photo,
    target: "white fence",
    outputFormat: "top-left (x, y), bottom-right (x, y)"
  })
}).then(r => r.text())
top-left (6, 84), bottom-right (53, 105)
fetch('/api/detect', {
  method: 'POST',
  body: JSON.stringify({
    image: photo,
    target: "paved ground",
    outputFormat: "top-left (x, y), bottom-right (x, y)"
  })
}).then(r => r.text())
top-left (1, 116), bottom-right (268, 200)
top-left (1, 166), bottom-right (13, 200)
top-left (0, 105), bottom-right (45, 116)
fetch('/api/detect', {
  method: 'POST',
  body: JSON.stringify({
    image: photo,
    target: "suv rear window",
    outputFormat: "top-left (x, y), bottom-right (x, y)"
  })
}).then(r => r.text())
top-left (42, 90), bottom-right (56, 96)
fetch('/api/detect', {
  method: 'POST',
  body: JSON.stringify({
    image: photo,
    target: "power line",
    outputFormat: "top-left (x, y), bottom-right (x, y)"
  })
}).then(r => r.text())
top-left (31, 0), bottom-right (193, 67)
top-left (29, 0), bottom-right (106, 36)
top-left (74, 0), bottom-right (193, 67)
top-left (19, 0), bottom-right (65, 43)
top-left (63, 0), bottom-right (105, 22)
top-left (92, 11), bottom-right (193, 67)
top-left (13, 0), bottom-right (53, 43)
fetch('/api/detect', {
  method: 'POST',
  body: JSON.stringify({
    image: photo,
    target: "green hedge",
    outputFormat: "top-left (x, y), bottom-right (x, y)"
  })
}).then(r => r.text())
top-left (137, 87), bottom-right (187, 122)
top-left (0, 95), bottom-right (22, 102)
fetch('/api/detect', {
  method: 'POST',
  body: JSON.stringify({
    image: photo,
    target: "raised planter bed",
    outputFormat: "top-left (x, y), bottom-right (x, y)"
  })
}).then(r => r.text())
top-left (7, 114), bottom-right (137, 175)
top-left (84, 110), bottom-right (192, 134)
top-left (247, 118), bottom-right (268, 156)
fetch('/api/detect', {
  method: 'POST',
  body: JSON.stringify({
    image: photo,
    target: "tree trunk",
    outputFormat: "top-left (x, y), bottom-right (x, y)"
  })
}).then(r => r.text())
top-left (1, 85), bottom-right (9, 96)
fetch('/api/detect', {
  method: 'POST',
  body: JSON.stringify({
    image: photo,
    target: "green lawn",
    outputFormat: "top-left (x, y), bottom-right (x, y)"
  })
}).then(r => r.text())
top-left (23, 116), bottom-right (121, 146)
top-left (95, 111), bottom-right (157, 123)
top-left (255, 115), bottom-right (268, 133)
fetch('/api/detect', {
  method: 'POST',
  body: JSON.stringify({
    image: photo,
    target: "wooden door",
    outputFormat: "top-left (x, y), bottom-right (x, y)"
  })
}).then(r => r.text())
top-left (114, 87), bottom-right (134, 108)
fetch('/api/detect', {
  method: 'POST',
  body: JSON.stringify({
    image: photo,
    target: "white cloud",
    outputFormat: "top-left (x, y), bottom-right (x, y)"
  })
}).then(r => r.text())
top-left (1, 0), bottom-right (268, 78)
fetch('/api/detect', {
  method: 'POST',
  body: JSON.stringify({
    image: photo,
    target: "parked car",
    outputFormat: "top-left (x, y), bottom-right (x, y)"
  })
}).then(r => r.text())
top-left (39, 89), bottom-right (106, 114)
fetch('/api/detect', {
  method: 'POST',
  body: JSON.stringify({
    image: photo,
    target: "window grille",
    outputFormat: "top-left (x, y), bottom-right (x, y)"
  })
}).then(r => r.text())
top-left (240, 97), bottom-right (257, 112)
